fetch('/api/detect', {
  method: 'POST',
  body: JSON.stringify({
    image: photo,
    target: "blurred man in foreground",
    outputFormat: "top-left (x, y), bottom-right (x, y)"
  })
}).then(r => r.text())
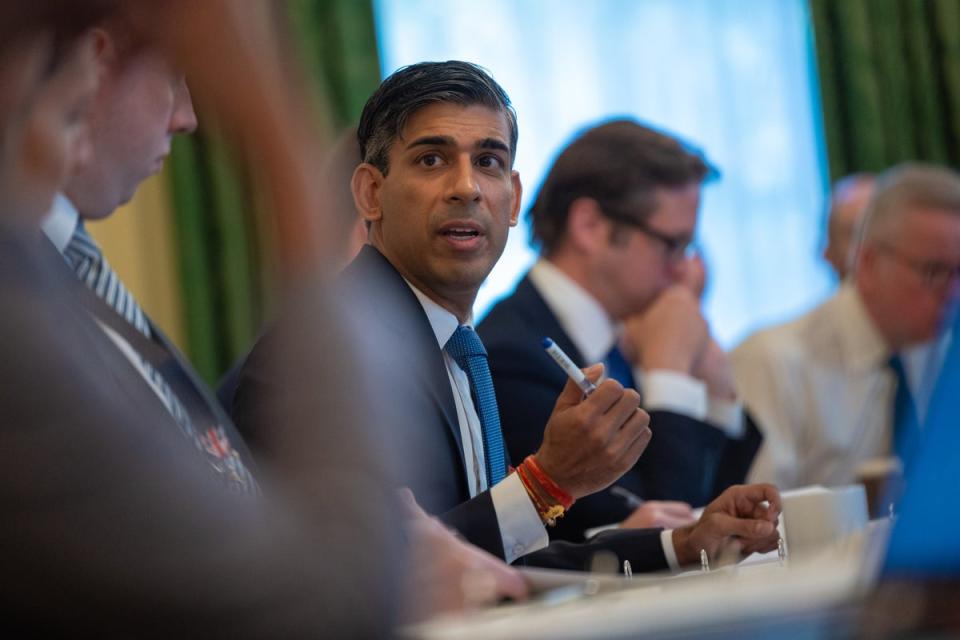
top-left (41, 12), bottom-right (261, 493)
top-left (734, 164), bottom-right (960, 490)
top-left (1, 3), bottom-right (399, 635)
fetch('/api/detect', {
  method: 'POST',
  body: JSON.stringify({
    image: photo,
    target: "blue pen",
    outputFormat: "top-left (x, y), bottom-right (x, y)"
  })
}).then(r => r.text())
top-left (542, 337), bottom-right (597, 395)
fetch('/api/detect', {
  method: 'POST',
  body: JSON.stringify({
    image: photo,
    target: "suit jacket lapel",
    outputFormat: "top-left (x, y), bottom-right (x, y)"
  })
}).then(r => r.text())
top-left (515, 274), bottom-right (586, 366)
top-left (145, 316), bottom-right (258, 468)
top-left (343, 246), bottom-right (466, 468)
top-left (36, 235), bottom-right (180, 429)
top-left (41, 234), bottom-right (258, 471)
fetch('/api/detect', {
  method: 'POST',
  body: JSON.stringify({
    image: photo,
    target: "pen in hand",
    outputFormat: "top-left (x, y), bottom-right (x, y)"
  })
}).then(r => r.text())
top-left (542, 337), bottom-right (597, 395)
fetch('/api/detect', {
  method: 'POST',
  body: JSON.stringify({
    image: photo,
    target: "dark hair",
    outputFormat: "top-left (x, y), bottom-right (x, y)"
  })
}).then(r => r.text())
top-left (356, 60), bottom-right (518, 176)
top-left (529, 119), bottom-right (718, 255)
top-left (0, 1), bottom-right (117, 73)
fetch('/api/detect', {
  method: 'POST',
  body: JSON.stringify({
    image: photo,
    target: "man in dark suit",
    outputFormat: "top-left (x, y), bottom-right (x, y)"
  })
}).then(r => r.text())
top-left (480, 120), bottom-right (762, 543)
top-left (233, 61), bottom-right (781, 574)
top-left (42, 16), bottom-right (260, 492)
top-left (0, 6), bottom-right (397, 635)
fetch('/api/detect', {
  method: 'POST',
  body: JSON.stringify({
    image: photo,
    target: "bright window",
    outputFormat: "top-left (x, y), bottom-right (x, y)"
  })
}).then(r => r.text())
top-left (375, 0), bottom-right (831, 346)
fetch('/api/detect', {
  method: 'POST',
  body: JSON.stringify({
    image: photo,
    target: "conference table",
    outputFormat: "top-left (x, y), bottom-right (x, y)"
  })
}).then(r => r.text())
top-left (407, 507), bottom-right (891, 639)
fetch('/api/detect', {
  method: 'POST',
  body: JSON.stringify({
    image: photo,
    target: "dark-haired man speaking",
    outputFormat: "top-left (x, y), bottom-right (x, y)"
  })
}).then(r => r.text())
top-left (234, 61), bottom-right (782, 572)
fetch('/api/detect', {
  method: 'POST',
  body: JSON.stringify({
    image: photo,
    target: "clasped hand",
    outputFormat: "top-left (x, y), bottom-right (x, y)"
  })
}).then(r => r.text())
top-left (671, 484), bottom-right (782, 566)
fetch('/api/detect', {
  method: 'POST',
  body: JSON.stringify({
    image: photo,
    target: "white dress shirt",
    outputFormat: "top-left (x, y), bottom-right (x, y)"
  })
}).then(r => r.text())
top-left (42, 194), bottom-right (78, 253)
top-left (405, 283), bottom-right (550, 563)
top-left (732, 282), bottom-right (950, 490)
top-left (529, 259), bottom-right (743, 436)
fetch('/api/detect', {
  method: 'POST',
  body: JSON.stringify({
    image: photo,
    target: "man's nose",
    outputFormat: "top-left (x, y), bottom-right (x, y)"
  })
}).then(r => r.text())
top-left (446, 157), bottom-right (481, 203)
top-left (170, 77), bottom-right (198, 135)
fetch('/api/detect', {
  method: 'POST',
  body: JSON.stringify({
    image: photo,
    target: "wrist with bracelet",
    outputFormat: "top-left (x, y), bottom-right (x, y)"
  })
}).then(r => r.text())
top-left (513, 455), bottom-right (575, 526)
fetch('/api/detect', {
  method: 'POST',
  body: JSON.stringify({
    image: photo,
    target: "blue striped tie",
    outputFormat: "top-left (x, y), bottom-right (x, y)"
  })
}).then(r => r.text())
top-left (445, 325), bottom-right (508, 486)
top-left (64, 221), bottom-right (258, 494)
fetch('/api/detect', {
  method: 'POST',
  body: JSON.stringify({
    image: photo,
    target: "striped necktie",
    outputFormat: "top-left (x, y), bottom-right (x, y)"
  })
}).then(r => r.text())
top-left (445, 325), bottom-right (508, 486)
top-left (64, 221), bottom-right (258, 494)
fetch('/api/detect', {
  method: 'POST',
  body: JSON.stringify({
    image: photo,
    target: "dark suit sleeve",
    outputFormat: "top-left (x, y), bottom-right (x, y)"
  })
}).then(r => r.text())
top-left (436, 486), bottom-right (668, 573)
top-left (639, 409), bottom-right (729, 507)
top-left (438, 491), bottom-right (505, 558)
top-left (523, 528), bottom-right (668, 573)
top-left (710, 410), bottom-right (764, 496)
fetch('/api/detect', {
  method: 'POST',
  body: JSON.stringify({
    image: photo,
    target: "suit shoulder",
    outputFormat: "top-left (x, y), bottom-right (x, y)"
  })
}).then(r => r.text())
top-left (480, 290), bottom-right (542, 342)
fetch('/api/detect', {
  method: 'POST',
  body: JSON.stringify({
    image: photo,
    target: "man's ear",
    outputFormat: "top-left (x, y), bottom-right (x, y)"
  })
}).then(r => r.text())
top-left (352, 163), bottom-right (384, 225)
top-left (509, 170), bottom-right (522, 227)
top-left (565, 197), bottom-right (609, 255)
top-left (88, 27), bottom-right (114, 68)
top-left (854, 242), bottom-right (878, 291)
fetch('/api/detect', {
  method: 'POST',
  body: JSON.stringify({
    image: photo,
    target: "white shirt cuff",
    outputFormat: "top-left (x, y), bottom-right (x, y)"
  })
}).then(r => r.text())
top-left (490, 473), bottom-right (549, 563)
top-left (636, 368), bottom-right (708, 419)
top-left (660, 529), bottom-right (681, 572)
top-left (707, 397), bottom-right (746, 438)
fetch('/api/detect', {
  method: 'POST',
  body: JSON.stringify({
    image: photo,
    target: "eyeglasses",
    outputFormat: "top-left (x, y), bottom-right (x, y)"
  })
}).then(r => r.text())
top-left (876, 242), bottom-right (960, 290)
top-left (602, 210), bottom-right (696, 261)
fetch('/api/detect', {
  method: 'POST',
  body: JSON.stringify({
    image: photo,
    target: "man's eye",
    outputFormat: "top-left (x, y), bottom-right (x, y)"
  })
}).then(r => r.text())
top-left (418, 153), bottom-right (442, 167)
top-left (477, 154), bottom-right (504, 169)
top-left (928, 264), bottom-right (953, 281)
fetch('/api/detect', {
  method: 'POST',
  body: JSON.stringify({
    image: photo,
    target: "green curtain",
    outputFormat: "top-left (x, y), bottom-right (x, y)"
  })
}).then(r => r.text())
top-left (165, 0), bottom-right (382, 384)
top-left (811, 0), bottom-right (960, 181)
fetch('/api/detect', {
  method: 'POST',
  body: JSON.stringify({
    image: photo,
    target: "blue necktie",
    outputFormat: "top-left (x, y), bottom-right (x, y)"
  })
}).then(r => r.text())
top-left (445, 326), bottom-right (508, 486)
top-left (605, 345), bottom-right (635, 388)
top-left (889, 353), bottom-right (921, 471)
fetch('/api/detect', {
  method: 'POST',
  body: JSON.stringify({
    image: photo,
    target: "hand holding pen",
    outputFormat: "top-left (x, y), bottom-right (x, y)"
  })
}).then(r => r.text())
top-left (531, 338), bottom-right (652, 500)
top-left (542, 338), bottom-right (597, 395)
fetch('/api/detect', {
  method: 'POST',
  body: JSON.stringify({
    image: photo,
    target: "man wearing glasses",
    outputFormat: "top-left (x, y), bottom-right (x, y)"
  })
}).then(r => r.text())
top-left (479, 120), bottom-right (760, 544)
top-left (734, 163), bottom-right (960, 491)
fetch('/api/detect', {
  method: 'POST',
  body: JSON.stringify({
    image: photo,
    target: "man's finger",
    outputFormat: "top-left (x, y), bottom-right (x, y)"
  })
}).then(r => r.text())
top-left (730, 483), bottom-right (781, 516)
top-left (615, 419), bottom-right (652, 469)
top-left (486, 564), bottom-right (528, 602)
top-left (740, 535), bottom-right (780, 556)
top-left (583, 363), bottom-right (604, 384)
top-left (582, 377), bottom-right (628, 417)
top-left (751, 503), bottom-right (780, 524)
top-left (704, 512), bottom-right (776, 541)
top-left (603, 387), bottom-right (643, 427)
top-left (553, 363), bottom-right (605, 410)
top-left (609, 406), bottom-right (651, 449)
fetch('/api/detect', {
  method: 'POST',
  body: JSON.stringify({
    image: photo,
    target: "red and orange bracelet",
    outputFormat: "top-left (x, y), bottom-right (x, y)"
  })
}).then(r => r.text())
top-left (512, 455), bottom-right (575, 526)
